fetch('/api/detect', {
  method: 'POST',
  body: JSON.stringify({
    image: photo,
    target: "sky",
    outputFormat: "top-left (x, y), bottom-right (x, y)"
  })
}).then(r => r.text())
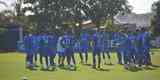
top-left (0, 0), bottom-right (159, 14)
top-left (128, 0), bottom-right (159, 14)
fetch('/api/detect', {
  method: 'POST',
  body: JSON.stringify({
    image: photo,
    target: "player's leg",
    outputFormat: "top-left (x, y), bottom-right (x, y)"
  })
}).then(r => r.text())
top-left (131, 50), bottom-right (136, 64)
top-left (106, 51), bottom-right (111, 64)
top-left (142, 50), bottom-right (146, 66)
top-left (50, 55), bottom-right (56, 66)
top-left (102, 52), bottom-right (106, 64)
top-left (117, 51), bottom-right (122, 64)
top-left (39, 54), bottom-right (44, 68)
top-left (29, 54), bottom-right (34, 67)
top-left (102, 47), bottom-right (107, 64)
top-left (26, 53), bottom-right (35, 70)
top-left (67, 55), bottom-right (71, 69)
top-left (71, 52), bottom-right (76, 70)
top-left (72, 53), bottom-right (76, 65)
top-left (25, 52), bottom-right (30, 68)
top-left (45, 56), bottom-right (49, 70)
top-left (58, 54), bottom-right (61, 66)
top-left (39, 49), bottom-right (44, 69)
top-left (58, 52), bottom-right (63, 65)
top-left (33, 52), bottom-right (38, 67)
top-left (144, 48), bottom-right (152, 66)
top-left (50, 55), bottom-right (56, 70)
top-left (61, 55), bottom-right (65, 66)
top-left (85, 51), bottom-right (88, 64)
top-left (124, 50), bottom-right (130, 69)
top-left (66, 49), bottom-right (71, 66)
top-left (97, 51), bottom-right (101, 69)
top-left (79, 52), bottom-right (83, 64)
top-left (92, 51), bottom-right (96, 69)
top-left (60, 51), bottom-right (66, 67)
top-left (83, 49), bottom-right (88, 64)
top-left (137, 53), bottom-right (142, 67)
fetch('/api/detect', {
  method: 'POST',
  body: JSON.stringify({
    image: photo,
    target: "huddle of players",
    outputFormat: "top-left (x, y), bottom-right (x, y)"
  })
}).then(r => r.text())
top-left (23, 28), bottom-right (152, 70)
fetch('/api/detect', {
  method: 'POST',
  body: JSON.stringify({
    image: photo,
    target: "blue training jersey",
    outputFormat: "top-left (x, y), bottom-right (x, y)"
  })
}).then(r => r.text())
top-left (48, 35), bottom-right (57, 50)
top-left (142, 31), bottom-right (151, 49)
top-left (80, 32), bottom-right (90, 49)
top-left (92, 32), bottom-right (103, 49)
top-left (24, 35), bottom-right (33, 54)
top-left (101, 31), bottom-right (110, 51)
top-left (57, 36), bottom-right (65, 53)
top-left (61, 34), bottom-right (75, 49)
top-left (32, 35), bottom-right (39, 52)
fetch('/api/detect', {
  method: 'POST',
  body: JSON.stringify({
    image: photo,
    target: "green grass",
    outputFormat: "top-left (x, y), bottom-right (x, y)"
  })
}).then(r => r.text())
top-left (0, 49), bottom-right (160, 80)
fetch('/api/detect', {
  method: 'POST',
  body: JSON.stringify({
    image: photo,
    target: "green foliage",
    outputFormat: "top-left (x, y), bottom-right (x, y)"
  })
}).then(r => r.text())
top-left (151, 0), bottom-right (160, 37)
top-left (0, 27), bottom-right (7, 34)
top-left (21, 0), bottom-right (131, 33)
top-left (104, 19), bottom-right (114, 31)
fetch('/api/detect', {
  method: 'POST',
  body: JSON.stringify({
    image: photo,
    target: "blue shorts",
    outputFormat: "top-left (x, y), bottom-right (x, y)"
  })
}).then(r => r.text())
top-left (58, 52), bottom-right (65, 56)
top-left (74, 47), bottom-right (81, 53)
top-left (47, 50), bottom-right (56, 56)
top-left (93, 47), bottom-right (101, 54)
top-left (65, 48), bottom-right (74, 56)
top-left (25, 49), bottom-right (34, 55)
top-left (80, 48), bottom-right (88, 53)
top-left (39, 48), bottom-right (48, 56)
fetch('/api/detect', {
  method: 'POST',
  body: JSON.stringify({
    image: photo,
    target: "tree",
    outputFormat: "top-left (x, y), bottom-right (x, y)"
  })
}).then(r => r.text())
top-left (21, 0), bottom-right (131, 33)
top-left (151, 0), bottom-right (160, 37)
top-left (75, 0), bottom-right (131, 27)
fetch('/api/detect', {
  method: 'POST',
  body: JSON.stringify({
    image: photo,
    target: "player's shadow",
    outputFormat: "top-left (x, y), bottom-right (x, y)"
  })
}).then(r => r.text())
top-left (40, 68), bottom-right (50, 71)
top-left (96, 68), bottom-right (110, 72)
top-left (59, 66), bottom-right (68, 70)
top-left (143, 67), bottom-right (156, 71)
top-left (58, 66), bottom-right (77, 71)
top-left (127, 67), bottom-right (143, 72)
top-left (26, 67), bottom-right (37, 71)
top-left (83, 63), bottom-right (92, 66)
top-left (28, 68), bottom-right (37, 71)
top-left (40, 68), bottom-right (58, 72)
top-left (127, 66), bottom-right (157, 72)
top-left (104, 63), bottom-right (115, 66)
top-left (150, 64), bottom-right (160, 68)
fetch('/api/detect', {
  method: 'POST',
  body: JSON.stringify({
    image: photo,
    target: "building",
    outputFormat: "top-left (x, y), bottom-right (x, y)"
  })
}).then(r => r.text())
top-left (114, 13), bottom-right (153, 31)
top-left (0, 14), bottom-right (23, 52)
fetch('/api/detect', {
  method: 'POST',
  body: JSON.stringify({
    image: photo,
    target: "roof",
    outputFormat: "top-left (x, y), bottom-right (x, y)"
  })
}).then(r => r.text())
top-left (81, 20), bottom-right (96, 29)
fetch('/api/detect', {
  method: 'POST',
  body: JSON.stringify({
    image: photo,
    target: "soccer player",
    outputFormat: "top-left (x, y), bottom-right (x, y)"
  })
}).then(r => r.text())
top-left (92, 28), bottom-right (103, 69)
top-left (135, 29), bottom-right (144, 67)
top-left (113, 31), bottom-right (126, 65)
top-left (101, 30), bottom-right (112, 65)
top-left (128, 32), bottom-right (137, 64)
top-left (24, 33), bottom-right (35, 70)
top-left (32, 34), bottom-right (39, 67)
top-left (48, 33), bottom-right (58, 70)
top-left (126, 31), bottom-right (140, 69)
top-left (116, 31), bottom-right (132, 69)
top-left (39, 34), bottom-right (50, 70)
top-left (79, 30), bottom-right (90, 64)
top-left (74, 39), bottom-right (81, 62)
top-left (141, 28), bottom-right (152, 66)
top-left (61, 30), bottom-right (76, 70)
top-left (57, 35), bottom-right (66, 67)
top-left (124, 32), bottom-right (133, 69)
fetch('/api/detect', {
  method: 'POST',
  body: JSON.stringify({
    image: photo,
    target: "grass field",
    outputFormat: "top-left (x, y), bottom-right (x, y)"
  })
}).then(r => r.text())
top-left (0, 49), bottom-right (160, 80)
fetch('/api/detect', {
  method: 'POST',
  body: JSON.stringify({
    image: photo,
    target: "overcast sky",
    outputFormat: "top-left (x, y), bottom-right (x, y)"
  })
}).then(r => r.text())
top-left (0, 0), bottom-right (159, 14)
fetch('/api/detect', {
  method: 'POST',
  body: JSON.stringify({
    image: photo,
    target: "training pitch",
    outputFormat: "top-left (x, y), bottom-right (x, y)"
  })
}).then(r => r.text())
top-left (0, 49), bottom-right (160, 80)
